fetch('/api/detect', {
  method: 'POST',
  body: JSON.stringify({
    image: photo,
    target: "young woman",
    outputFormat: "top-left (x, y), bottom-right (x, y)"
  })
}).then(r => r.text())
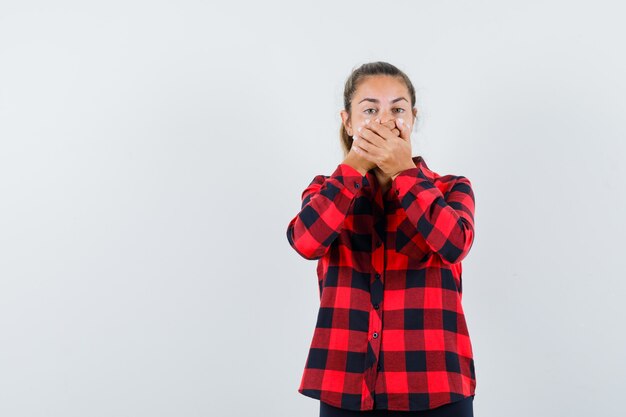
top-left (286, 62), bottom-right (477, 417)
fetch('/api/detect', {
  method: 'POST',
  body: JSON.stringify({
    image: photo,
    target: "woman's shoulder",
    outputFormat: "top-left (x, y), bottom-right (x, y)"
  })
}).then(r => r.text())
top-left (424, 162), bottom-right (473, 197)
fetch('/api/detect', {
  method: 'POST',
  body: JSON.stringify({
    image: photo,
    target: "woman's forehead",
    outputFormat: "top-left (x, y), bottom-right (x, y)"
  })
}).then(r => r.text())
top-left (354, 78), bottom-right (409, 101)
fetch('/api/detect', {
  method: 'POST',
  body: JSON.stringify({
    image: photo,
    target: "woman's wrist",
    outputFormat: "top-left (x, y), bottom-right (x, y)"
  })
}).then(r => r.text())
top-left (391, 163), bottom-right (419, 181)
top-left (342, 155), bottom-right (368, 176)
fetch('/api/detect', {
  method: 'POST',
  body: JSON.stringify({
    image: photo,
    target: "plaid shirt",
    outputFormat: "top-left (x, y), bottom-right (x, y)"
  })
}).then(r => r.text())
top-left (286, 155), bottom-right (477, 412)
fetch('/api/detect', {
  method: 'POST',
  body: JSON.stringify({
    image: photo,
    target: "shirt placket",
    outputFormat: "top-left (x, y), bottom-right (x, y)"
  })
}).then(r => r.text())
top-left (362, 183), bottom-right (386, 408)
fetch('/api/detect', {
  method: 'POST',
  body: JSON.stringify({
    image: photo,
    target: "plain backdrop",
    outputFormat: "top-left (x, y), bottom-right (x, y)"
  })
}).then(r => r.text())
top-left (1, 1), bottom-right (625, 416)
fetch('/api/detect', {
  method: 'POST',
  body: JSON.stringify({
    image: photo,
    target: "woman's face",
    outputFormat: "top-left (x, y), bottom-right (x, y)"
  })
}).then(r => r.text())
top-left (341, 75), bottom-right (418, 137)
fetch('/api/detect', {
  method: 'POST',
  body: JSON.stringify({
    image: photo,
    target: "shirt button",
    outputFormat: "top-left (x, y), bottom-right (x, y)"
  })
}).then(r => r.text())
top-left (355, 183), bottom-right (360, 189)
top-left (374, 304), bottom-right (379, 310)
top-left (377, 364), bottom-right (381, 371)
top-left (395, 189), bottom-right (399, 195)
top-left (375, 273), bottom-right (381, 279)
top-left (373, 332), bottom-right (378, 339)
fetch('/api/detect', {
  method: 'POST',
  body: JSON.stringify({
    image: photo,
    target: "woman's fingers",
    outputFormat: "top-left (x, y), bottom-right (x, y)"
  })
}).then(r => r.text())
top-left (395, 118), bottom-right (411, 141)
top-left (353, 133), bottom-right (383, 162)
top-left (353, 134), bottom-right (373, 152)
top-left (352, 138), bottom-right (377, 162)
top-left (359, 120), bottom-right (388, 148)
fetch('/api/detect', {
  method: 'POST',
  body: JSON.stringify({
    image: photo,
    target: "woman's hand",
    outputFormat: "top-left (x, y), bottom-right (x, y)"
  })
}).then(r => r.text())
top-left (351, 118), bottom-right (417, 179)
top-left (343, 120), bottom-right (381, 174)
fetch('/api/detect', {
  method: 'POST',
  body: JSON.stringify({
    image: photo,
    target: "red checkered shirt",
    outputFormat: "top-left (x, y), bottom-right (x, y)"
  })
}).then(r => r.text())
top-left (286, 155), bottom-right (477, 412)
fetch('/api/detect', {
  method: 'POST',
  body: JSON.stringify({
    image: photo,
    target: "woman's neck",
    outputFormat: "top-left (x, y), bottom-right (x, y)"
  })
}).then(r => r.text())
top-left (374, 168), bottom-right (392, 193)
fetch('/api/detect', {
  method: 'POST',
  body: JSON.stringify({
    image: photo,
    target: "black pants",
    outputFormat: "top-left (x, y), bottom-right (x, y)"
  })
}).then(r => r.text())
top-left (319, 395), bottom-right (474, 417)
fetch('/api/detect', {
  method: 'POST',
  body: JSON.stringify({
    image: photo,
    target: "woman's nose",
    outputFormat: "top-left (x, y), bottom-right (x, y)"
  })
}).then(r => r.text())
top-left (377, 116), bottom-right (396, 128)
top-left (376, 113), bottom-right (396, 125)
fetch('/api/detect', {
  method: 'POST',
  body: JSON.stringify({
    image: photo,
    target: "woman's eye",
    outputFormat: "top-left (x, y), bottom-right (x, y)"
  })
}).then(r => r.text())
top-left (364, 108), bottom-right (405, 114)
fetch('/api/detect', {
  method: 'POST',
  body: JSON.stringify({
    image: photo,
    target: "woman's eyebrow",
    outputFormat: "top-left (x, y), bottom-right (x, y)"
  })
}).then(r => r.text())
top-left (358, 97), bottom-right (408, 105)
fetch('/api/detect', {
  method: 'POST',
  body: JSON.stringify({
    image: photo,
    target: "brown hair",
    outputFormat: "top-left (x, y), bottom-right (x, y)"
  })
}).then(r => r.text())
top-left (340, 61), bottom-right (418, 157)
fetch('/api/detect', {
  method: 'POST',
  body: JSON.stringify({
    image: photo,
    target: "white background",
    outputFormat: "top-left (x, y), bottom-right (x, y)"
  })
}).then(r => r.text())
top-left (1, 1), bottom-right (625, 416)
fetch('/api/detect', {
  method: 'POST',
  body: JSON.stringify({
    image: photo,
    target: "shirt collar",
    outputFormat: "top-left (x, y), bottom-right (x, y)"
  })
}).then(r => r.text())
top-left (363, 155), bottom-right (436, 193)
top-left (411, 154), bottom-right (436, 182)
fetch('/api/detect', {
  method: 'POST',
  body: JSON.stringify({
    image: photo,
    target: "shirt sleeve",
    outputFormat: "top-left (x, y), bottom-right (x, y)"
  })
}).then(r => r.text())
top-left (286, 163), bottom-right (365, 260)
top-left (390, 167), bottom-right (475, 265)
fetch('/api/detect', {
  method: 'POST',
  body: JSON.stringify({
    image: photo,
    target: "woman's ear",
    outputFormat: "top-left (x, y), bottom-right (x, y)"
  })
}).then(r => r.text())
top-left (340, 109), bottom-right (352, 135)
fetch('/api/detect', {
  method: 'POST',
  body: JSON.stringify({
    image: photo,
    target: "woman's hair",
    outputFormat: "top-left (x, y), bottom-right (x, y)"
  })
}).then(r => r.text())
top-left (340, 61), bottom-right (417, 157)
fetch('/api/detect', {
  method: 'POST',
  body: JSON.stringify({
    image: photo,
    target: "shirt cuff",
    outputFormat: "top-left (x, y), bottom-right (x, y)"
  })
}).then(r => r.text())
top-left (390, 166), bottom-right (437, 198)
top-left (333, 163), bottom-right (366, 196)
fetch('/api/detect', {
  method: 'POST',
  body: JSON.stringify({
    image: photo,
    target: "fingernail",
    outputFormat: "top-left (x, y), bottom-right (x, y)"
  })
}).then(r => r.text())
top-left (365, 119), bottom-right (370, 124)
top-left (358, 126), bottom-right (362, 132)
top-left (396, 118), bottom-right (404, 126)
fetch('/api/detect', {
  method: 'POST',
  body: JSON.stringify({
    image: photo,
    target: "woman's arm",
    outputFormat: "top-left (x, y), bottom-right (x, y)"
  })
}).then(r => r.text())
top-left (286, 163), bottom-right (365, 260)
top-left (391, 167), bottom-right (476, 265)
